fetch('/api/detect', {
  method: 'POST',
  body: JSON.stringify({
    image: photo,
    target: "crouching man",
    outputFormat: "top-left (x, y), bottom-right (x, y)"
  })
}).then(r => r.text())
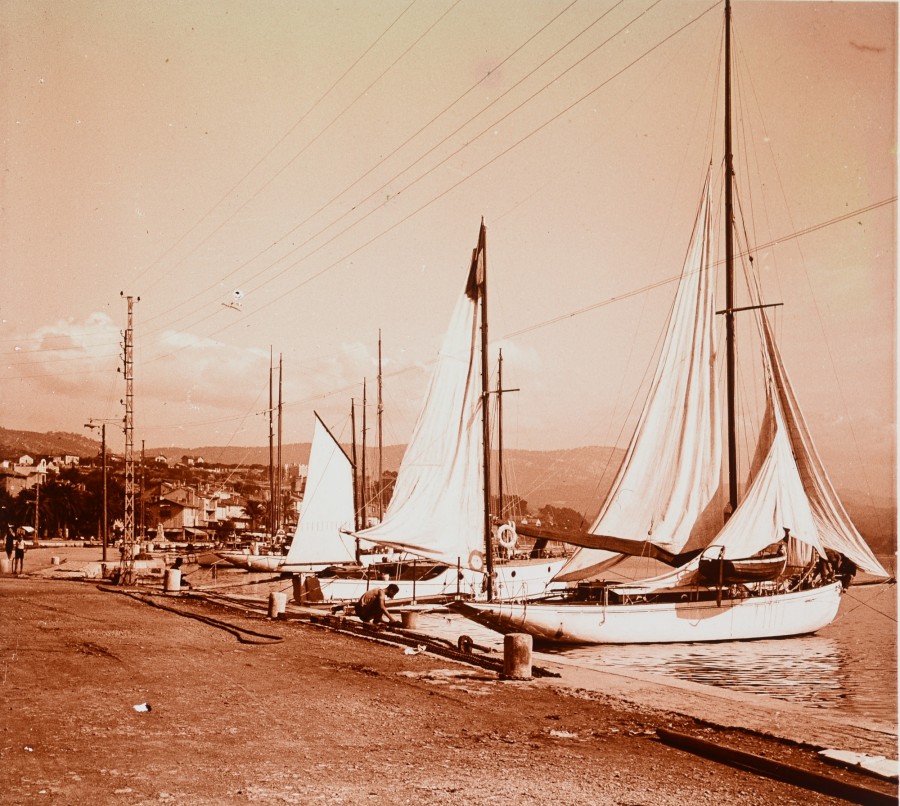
top-left (355, 583), bottom-right (400, 626)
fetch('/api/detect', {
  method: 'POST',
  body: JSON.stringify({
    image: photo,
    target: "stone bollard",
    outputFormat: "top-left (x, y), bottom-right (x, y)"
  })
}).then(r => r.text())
top-left (50, 556), bottom-right (61, 566)
top-left (502, 633), bottom-right (533, 680)
top-left (0, 558), bottom-right (11, 574)
top-left (268, 591), bottom-right (287, 619)
top-left (163, 568), bottom-right (181, 592)
top-left (400, 610), bottom-right (418, 629)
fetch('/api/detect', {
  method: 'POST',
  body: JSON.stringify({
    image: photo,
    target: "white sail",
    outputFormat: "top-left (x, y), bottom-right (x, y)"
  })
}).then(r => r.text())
top-left (556, 181), bottom-right (721, 582)
top-left (761, 313), bottom-right (890, 577)
top-left (353, 247), bottom-right (487, 570)
top-left (282, 413), bottom-right (357, 567)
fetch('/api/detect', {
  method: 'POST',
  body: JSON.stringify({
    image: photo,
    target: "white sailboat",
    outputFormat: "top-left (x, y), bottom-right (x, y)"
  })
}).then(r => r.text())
top-left (298, 222), bottom-right (567, 603)
top-left (453, 0), bottom-right (890, 644)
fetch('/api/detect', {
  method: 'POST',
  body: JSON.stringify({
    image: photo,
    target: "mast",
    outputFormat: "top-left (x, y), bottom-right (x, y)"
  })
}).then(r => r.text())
top-left (277, 353), bottom-right (283, 534)
top-left (377, 330), bottom-right (384, 521)
top-left (268, 349), bottom-right (275, 540)
top-left (476, 220), bottom-right (494, 599)
top-left (724, 0), bottom-right (738, 516)
top-left (497, 349), bottom-right (504, 521)
top-left (361, 378), bottom-right (367, 529)
top-left (350, 398), bottom-right (359, 531)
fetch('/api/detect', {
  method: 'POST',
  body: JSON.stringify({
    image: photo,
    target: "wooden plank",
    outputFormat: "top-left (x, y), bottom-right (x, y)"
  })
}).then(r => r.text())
top-left (657, 728), bottom-right (897, 805)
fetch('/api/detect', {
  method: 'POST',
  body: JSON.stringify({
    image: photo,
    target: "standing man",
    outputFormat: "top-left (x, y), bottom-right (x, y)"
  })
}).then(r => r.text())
top-left (4, 526), bottom-right (14, 563)
top-left (12, 529), bottom-right (26, 574)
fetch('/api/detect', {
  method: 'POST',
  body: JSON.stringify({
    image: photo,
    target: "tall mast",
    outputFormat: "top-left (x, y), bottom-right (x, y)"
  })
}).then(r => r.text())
top-left (277, 353), bottom-right (283, 533)
top-left (350, 398), bottom-right (359, 531)
top-left (268, 348), bottom-right (275, 539)
top-left (377, 330), bottom-right (384, 520)
top-left (724, 0), bottom-right (738, 516)
top-left (497, 349), bottom-right (504, 521)
top-left (476, 220), bottom-right (494, 598)
top-left (361, 378), bottom-right (367, 529)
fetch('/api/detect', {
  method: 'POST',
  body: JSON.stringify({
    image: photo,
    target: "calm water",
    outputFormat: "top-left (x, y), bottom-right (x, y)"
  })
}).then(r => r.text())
top-left (414, 579), bottom-right (898, 726)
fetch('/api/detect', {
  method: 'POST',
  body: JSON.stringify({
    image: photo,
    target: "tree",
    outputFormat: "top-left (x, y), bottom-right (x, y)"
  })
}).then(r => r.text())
top-left (244, 499), bottom-right (266, 532)
top-left (537, 504), bottom-right (589, 533)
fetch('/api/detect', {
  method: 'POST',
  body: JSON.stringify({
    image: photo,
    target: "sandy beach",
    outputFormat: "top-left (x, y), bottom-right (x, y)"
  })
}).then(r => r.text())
top-left (1, 545), bottom-right (896, 805)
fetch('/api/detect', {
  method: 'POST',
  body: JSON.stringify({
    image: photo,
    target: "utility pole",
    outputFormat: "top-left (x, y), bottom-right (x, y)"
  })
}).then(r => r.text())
top-left (140, 439), bottom-right (145, 543)
top-left (120, 293), bottom-right (139, 584)
top-left (33, 477), bottom-right (40, 546)
top-left (86, 420), bottom-right (113, 563)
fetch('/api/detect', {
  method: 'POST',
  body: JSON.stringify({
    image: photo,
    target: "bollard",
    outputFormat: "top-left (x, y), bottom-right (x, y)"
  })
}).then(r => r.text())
top-left (502, 633), bottom-right (533, 680)
top-left (0, 558), bottom-right (11, 574)
top-left (400, 610), bottom-right (418, 629)
top-left (163, 568), bottom-right (181, 592)
top-left (50, 556), bottom-right (61, 566)
top-left (268, 591), bottom-right (287, 618)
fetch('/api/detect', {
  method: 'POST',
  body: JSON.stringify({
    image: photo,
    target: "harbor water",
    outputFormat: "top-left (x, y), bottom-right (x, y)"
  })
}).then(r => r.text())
top-left (414, 580), bottom-right (897, 726)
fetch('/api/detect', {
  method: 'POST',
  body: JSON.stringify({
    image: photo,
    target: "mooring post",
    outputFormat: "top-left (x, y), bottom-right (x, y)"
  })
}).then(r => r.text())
top-left (163, 568), bottom-right (181, 592)
top-left (502, 633), bottom-right (532, 680)
top-left (268, 591), bottom-right (287, 618)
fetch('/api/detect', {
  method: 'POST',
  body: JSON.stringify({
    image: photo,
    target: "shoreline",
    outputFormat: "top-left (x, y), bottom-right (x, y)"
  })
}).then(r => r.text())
top-left (2, 546), bottom-right (896, 804)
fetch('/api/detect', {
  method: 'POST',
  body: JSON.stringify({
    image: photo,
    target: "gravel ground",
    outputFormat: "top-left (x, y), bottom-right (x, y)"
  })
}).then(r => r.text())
top-left (1, 563), bottom-right (897, 806)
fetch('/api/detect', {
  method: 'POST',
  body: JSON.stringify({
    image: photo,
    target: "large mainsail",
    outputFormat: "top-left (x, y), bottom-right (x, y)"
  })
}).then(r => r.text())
top-left (352, 237), bottom-right (487, 570)
top-left (282, 413), bottom-right (357, 567)
top-left (556, 181), bottom-right (722, 582)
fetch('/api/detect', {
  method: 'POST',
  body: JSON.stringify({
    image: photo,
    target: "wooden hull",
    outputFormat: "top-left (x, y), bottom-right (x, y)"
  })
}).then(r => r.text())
top-left (452, 581), bottom-right (843, 644)
top-left (293, 557), bottom-right (568, 603)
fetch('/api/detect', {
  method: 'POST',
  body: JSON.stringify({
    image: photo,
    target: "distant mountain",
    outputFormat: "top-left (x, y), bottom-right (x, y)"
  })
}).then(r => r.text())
top-left (1, 428), bottom-right (894, 550)
top-left (0, 427), bottom-right (102, 459)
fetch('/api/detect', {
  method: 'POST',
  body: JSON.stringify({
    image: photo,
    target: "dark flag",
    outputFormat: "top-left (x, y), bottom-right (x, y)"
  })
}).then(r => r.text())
top-left (465, 221), bottom-right (486, 301)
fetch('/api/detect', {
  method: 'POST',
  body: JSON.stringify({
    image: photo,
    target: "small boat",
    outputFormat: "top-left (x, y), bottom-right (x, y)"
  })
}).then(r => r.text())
top-left (453, 0), bottom-right (889, 645)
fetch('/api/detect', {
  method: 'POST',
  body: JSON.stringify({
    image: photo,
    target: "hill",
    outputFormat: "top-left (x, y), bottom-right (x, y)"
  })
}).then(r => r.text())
top-left (0, 428), bottom-right (894, 550)
top-left (0, 427), bottom-right (101, 459)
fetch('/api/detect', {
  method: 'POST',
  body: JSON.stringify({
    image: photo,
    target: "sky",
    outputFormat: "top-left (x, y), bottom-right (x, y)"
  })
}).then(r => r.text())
top-left (1, 0), bottom-right (896, 508)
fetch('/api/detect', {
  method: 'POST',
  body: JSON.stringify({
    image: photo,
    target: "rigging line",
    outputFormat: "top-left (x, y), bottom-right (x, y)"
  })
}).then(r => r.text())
top-left (239, 0), bottom-right (583, 280)
top-left (136, 0), bottom-right (621, 339)
top-left (131, 0), bottom-right (420, 298)
top-left (499, 196), bottom-right (897, 342)
top-left (140, 0), bottom-right (462, 324)
top-left (51, 0), bottom-right (714, 362)
top-left (173, 0), bottom-right (719, 348)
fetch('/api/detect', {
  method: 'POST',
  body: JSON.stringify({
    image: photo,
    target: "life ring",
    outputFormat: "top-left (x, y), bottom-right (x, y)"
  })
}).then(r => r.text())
top-left (497, 522), bottom-right (517, 550)
top-left (467, 550), bottom-right (485, 572)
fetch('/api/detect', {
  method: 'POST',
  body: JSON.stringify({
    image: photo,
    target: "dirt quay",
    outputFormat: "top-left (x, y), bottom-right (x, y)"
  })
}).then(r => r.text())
top-left (1, 573), bottom-right (896, 806)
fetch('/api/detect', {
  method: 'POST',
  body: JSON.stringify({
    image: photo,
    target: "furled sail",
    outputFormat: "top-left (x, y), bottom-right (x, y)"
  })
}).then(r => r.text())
top-left (556, 181), bottom-right (721, 582)
top-left (352, 238), bottom-right (487, 570)
top-left (282, 413), bottom-right (357, 567)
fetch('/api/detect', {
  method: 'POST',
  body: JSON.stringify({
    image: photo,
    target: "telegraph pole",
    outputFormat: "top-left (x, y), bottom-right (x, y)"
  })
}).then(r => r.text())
top-left (85, 421), bottom-right (110, 563)
top-left (120, 293), bottom-right (139, 584)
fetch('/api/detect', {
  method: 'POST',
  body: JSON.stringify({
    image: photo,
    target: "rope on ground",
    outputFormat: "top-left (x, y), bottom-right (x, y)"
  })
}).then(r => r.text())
top-left (98, 586), bottom-right (284, 645)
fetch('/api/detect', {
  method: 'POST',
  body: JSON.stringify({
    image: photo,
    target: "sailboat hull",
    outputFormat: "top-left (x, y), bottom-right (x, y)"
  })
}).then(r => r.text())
top-left (293, 557), bottom-right (569, 603)
top-left (453, 581), bottom-right (843, 644)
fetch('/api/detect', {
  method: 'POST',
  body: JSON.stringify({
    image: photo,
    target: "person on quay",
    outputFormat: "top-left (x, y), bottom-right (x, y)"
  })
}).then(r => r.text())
top-left (354, 583), bottom-right (400, 626)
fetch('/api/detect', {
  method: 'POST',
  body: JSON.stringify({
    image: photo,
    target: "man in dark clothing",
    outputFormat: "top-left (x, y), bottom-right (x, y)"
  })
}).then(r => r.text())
top-left (355, 583), bottom-right (400, 625)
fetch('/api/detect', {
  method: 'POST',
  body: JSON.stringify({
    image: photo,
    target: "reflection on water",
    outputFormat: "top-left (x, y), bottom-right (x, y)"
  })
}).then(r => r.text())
top-left (414, 582), bottom-right (898, 725)
top-left (557, 636), bottom-right (848, 706)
